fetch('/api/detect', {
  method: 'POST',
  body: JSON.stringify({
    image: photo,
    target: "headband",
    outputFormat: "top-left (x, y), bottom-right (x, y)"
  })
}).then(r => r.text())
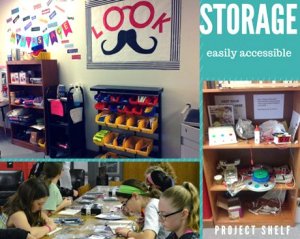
top-left (118, 185), bottom-right (146, 195)
top-left (146, 174), bottom-right (158, 188)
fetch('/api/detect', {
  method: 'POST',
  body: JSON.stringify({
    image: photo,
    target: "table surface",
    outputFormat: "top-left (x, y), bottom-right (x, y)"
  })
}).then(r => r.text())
top-left (0, 100), bottom-right (9, 107)
top-left (42, 186), bottom-right (133, 239)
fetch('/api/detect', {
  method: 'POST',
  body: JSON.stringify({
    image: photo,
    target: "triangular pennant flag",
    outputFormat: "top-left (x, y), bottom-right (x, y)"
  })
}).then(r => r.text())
top-left (16, 34), bottom-right (21, 45)
top-left (37, 36), bottom-right (44, 47)
top-left (62, 20), bottom-right (72, 37)
top-left (43, 33), bottom-right (50, 46)
top-left (56, 26), bottom-right (63, 39)
top-left (31, 37), bottom-right (38, 47)
top-left (26, 37), bottom-right (31, 48)
top-left (50, 30), bottom-right (58, 45)
top-left (20, 36), bottom-right (26, 47)
top-left (10, 32), bottom-right (16, 44)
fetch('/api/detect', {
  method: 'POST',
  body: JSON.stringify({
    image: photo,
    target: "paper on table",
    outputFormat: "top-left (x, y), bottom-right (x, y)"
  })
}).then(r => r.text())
top-left (58, 209), bottom-right (81, 215)
top-left (47, 227), bottom-right (62, 236)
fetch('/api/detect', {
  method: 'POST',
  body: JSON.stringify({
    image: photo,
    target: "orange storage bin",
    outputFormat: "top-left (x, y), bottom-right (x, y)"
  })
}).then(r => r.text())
top-left (104, 132), bottom-right (119, 149)
top-left (136, 138), bottom-right (153, 157)
top-left (113, 134), bottom-right (127, 151)
top-left (138, 117), bottom-right (158, 134)
top-left (127, 116), bottom-right (140, 132)
top-left (105, 113), bottom-right (118, 128)
top-left (124, 136), bottom-right (140, 155)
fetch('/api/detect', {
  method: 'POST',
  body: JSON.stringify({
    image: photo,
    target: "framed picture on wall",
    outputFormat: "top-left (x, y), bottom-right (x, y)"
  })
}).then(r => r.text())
top-left (85, 0), bottom-right (182, 70)
top-left (100, 162), bottom-right (123, 179)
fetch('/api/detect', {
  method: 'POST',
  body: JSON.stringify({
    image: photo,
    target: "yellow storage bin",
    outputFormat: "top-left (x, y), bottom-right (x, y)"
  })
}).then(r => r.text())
top-left (95, 111), bottom-right (109, 126)
top-left (138, 117), bottom-right (158, 134)
top-left (116, 114), bottom-right (127, 129)
top-left (104, 132), bottom-right (119, 149)
top-left (124, 136), bottom-right (140, 155)
top-left (127, 116), bottom-right (140, 132)
top-left (113, 135), bottom-right (127, 151)
top-left (136, 138), bottom-right (153, 157)
top-left (105, 113), bottom-right (118, 128)
top-left (32, 51), bottom-right (51, 60)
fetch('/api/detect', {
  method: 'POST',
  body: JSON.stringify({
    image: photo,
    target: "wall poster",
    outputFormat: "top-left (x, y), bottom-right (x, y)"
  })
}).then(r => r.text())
top-left (85, 0), bottom-right (181, 70)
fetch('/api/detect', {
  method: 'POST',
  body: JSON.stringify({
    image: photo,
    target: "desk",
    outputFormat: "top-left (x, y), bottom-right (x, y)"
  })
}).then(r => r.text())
top-left (42, 186), bottom-right (133, 239)
top-left (0, 100), bottom-right (8, 135)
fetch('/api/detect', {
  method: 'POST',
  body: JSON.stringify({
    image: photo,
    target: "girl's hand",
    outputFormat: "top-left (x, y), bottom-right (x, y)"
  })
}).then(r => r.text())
top-left (27, 234), bottom-right (37, 239)
top-left (73, 190), bottom-right (79, 197)
top-left (62, 197), bottom-right (73, 207)
top-left (47, 221), bottom-right (57, 231)
top-left (115, 227), bottom-right (131, 237)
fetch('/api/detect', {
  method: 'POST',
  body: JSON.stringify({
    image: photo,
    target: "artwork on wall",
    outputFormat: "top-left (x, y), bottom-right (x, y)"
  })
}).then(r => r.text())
top-left (6, 0), bottom-right (81, 60)
top-left (85, 0), bottom-right (182, 70)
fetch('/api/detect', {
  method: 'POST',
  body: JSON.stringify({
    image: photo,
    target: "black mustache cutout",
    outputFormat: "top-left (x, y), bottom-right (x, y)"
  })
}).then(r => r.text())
top-left (101, 29), bottom-right (158, 55)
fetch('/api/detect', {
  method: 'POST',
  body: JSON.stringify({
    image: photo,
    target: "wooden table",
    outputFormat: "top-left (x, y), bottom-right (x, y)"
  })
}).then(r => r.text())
top-left (42, 186), bottom-right (132, 239)
top-left (0, 100), bottom-right (8, 135)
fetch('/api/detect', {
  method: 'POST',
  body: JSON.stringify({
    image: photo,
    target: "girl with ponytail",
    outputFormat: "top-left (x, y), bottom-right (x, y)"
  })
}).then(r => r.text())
top-left (158, 182), bottom-right (199, 239)
top-left (115, 179), bottom-right (169, 239)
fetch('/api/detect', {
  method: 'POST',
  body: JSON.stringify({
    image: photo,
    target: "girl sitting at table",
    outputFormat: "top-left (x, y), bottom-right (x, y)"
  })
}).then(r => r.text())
top-left (1, 178), bottom-right (57, 239)
top-left (158, 182), bottom-right (199, 239)
top-left (115, 179), bottom-right (169, 239)
top-left (146, 170), bottom-right (174, 192)
top-left (41, 162), bottom-right (72, 215)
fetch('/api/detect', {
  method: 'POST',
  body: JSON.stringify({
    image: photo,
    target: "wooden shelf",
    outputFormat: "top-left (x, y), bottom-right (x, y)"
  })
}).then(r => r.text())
top-left (203, 83), bottom-right (300, 93)
top-left (11, 138), bottom-right (45, 152)
top-left (215, 204), bottom-right (295, 226)
top-left (10, 103), bottom-right (44, 110)
top-left (210, 182), bottom-right (296, 192)
top-left (9, 83), bottom-right (42, 87)
top-left (203, 139), bottom-right (300, 149)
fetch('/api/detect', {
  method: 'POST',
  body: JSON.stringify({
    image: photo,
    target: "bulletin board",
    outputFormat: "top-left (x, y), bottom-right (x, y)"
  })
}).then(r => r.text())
top-left (85, 0), bottom-right (182, 70)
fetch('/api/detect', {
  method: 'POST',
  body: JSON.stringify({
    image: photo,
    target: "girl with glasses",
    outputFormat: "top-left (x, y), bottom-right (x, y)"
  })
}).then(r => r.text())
top-left (115, 179), bottom-right (169, 239)
top-left (158, 182), bottom-right (199, 239)
top-left (1, 178), bottom-right (57, 239)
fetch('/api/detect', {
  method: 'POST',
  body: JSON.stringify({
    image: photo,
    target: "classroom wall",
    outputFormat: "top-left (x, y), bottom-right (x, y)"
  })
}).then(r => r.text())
top-left (0, 0), bottom-right (199, 158)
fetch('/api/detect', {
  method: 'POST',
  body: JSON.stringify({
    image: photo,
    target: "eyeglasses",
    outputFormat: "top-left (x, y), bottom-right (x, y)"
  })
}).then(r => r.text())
top-left (158, 209), bottom-right (183, 221)
top-left (121, 197), bottom-right (131, 210)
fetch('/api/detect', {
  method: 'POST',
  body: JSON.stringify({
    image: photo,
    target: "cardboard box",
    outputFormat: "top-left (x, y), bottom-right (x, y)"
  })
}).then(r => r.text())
top-left (11, 73), bottom-right (19, 84)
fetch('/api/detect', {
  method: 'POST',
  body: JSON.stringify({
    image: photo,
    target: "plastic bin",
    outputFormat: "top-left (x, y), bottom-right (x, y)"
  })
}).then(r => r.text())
top-left (136, 138), bottom-right (153, 157)
top-left (138, 117), bottom-right (158, 134)
top-left (124, 136), bottom-right (140, 155)
top-left (95, 111), bottom-right (109, 126)
top-left (104, 132), bottom-right (119, 149)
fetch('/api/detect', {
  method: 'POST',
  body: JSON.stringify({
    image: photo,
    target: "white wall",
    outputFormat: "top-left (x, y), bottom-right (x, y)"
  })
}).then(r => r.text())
top-left (0, 0), bottom-right (199, 158)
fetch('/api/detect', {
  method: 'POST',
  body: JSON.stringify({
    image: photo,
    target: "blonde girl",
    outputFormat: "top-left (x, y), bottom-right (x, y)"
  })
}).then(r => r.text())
top-left (158, 182), bottom-right (199, 239)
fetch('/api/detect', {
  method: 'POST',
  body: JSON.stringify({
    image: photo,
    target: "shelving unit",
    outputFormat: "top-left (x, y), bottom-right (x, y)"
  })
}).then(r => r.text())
top-left (45, 86), bottom-right (86, 158)
top-left (90, 85), bottom-right (163, 158)
top-left (202, 81), bottom-right (300, 226)
top-left (6, 60), bottom-right (58, 153)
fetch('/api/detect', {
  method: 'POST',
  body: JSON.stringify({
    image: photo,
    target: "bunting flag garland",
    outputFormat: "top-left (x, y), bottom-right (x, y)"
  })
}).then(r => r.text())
top-left (49, 30), bottom-right (58, 45)
top-left (9, 20), bottom-right (73, 49)
top-left (62, 20), bottom-right (72, 37)
top-left (20, 36), bottom-right (26, 47)
top-left (16, 34), bottom-right (21, 45)
top-left (43, 33), bottom-right (50, 46)
top-left (26, 37), bottom-right (31, 47)
top-left (56, 26), bottom-right (63, 39)
top-left (31, 37), bottom-right (38, 47)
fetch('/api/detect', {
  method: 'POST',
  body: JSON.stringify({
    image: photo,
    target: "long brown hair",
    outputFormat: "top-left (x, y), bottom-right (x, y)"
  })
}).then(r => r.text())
top-left (42, 162), bottom-right (63, 186)
top-left (161, 182), bottom-right (199, 232)
top-left (3, 178), bottom-right (49, 226)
